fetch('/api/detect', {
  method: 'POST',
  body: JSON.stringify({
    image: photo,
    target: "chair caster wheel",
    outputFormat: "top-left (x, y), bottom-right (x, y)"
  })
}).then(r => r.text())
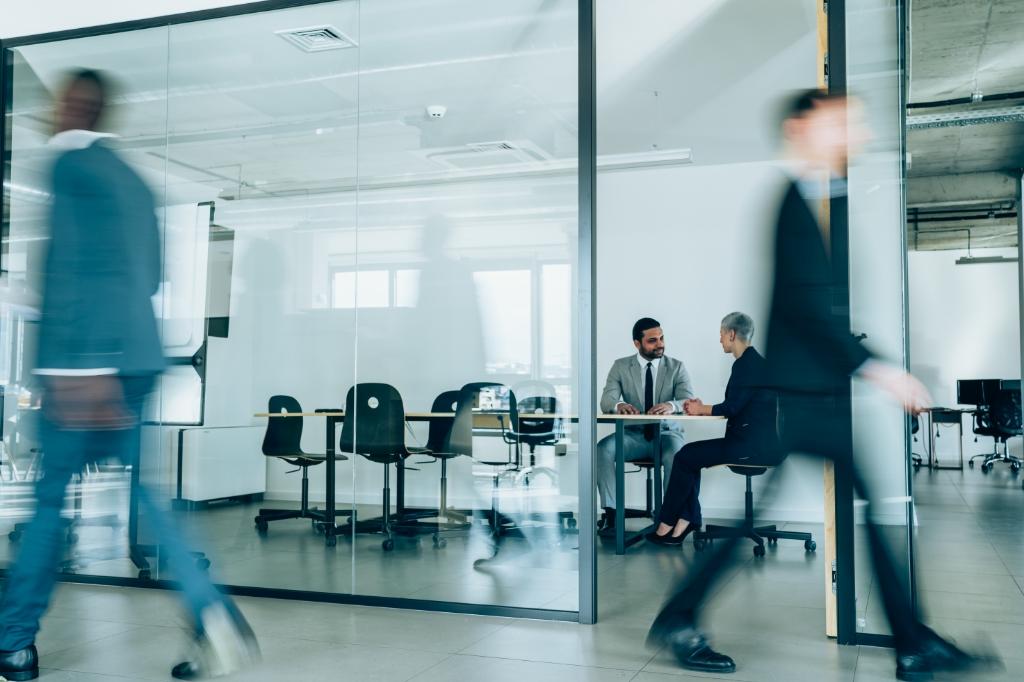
top-left (9, 530), bottom-right (22, 543)
top-left (753, 544), bottom-right (766, 558)
top-left (805, 540), bottom-right (817, 552)
top-left (138, 569), bottom-right (152, 580)
top-left (255, 520), bottom-right (268, 535)
top-left (767, 537), bottom-right (777, 545)
top-left (196, 558), bottom-right (211, 571)
top-left (566, 518), bottom-right (577, 530)
top-left (382, 539), bottom-right (395, 552)
top-left (325, 535), bottom-right (337, 548)
top-left (968, 460), bottom-right (975, 468)
top-left (693, 539), bottom-right (706, 551)
top-left (66, 532), bottom-right (79, 545)
top-left (433, 537), bottom-right (447, 549)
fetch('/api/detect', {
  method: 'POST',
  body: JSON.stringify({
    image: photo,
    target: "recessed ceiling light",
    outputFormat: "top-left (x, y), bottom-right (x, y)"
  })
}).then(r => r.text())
top-left (276, 25), bottom-right (358, 53)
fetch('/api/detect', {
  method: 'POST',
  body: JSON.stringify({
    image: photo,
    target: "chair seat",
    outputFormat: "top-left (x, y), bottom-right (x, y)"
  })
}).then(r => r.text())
top-left (633, 459), bottom-right (656, 469)
top-left (727, 464), bottom-right (768, 476)
top-left (272, 453), bottom-right (348, 466)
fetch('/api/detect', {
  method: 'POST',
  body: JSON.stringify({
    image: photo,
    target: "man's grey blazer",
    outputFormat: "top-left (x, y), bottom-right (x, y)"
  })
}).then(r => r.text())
top-left (36, 140), bottom-right (165, 375)
top-left (599, 355), bottom-right (695, 432)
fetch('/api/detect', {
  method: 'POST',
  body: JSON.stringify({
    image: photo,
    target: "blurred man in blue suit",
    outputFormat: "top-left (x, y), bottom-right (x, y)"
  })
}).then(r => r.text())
top-left (0, 70), bottom-right (259, 681)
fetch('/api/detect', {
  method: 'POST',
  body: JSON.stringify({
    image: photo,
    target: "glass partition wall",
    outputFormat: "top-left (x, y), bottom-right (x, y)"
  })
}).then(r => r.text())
top-left (0, 0), bottom-right (581, 618)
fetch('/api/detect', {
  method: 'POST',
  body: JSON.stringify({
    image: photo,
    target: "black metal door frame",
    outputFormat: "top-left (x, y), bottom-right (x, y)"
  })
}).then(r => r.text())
top-left (828, 0), bottom-right (913, 649)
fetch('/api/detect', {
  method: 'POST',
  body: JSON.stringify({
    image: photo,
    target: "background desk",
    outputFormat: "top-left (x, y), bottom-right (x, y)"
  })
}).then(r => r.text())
top-left (255, 410), bottom-right (722, 549)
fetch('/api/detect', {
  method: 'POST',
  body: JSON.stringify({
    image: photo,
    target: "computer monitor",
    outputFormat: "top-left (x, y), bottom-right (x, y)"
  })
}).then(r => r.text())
top-left (477, 386), bottom-right (510, 411)
top-left (957, 379), bottom-right (1003, 405)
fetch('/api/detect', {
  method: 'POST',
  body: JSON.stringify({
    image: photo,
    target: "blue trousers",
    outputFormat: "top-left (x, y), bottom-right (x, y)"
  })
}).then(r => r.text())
top-left (0, 376), bottom-right (224, 652)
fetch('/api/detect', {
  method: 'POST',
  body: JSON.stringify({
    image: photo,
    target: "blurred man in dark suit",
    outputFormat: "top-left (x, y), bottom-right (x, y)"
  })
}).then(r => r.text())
top-left (0, 70), bottom-right (259, 681)
top-left (647, 89), bottom-right (998, 681)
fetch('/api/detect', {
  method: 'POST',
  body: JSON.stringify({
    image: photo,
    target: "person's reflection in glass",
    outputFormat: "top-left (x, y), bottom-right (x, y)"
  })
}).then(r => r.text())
top-left (0, 70), bottom-right (260, 681)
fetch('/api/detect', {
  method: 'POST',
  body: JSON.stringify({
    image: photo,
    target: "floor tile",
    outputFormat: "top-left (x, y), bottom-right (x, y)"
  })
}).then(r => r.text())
top-left (408, 654), bottom-right (636, 681)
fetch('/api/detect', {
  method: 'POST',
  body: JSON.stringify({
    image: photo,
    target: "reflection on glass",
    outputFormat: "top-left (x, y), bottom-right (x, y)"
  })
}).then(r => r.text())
top-left (1, 0), bottom-right (580, 615)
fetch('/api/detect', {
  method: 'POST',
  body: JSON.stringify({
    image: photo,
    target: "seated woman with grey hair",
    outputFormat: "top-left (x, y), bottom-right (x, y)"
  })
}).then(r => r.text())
top-left (647, 312), bottom-right (782, 546)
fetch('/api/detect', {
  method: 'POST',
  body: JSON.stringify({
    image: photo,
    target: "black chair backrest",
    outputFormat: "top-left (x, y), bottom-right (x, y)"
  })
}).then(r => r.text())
top-left (511, 396), bottom-right (559, 445)
top-left (979, 389), bottom-right (1023, 435)
top-left (426, 390), bottom-right (461, 454)
top-left (339, 383), bottom-right (408, 463)
top-left (263, 395), bottom-right (304, 457)
top-left (508, 381), bottom-right (560, 447)
top-left (446, 382), bottom-right (504, 457)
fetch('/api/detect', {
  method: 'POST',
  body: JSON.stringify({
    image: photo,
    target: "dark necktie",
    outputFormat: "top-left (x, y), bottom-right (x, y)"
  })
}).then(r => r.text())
top-left (644, 361), bottom-right (655, 441)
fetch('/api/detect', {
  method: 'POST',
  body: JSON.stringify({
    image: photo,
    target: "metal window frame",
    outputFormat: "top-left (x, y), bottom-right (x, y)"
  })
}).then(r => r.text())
top-left (0, 0), bottom-right (598, 625)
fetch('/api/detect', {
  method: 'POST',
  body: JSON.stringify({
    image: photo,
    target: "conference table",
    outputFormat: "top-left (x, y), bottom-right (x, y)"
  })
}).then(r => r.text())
top-left (254, 409), bottom-right (722, 552)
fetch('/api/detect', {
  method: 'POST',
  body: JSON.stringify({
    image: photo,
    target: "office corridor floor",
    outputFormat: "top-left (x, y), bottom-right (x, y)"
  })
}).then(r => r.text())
top-left (14, 464), bottom-right (1024, 681)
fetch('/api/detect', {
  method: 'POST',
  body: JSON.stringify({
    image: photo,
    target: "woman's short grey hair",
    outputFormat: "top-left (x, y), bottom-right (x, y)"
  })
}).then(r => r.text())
top-left (721, 312), bottom-right (755, 342)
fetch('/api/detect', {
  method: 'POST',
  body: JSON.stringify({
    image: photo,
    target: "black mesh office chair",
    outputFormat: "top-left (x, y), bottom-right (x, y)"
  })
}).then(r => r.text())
top-left (501, 381), bottom-right (576, 530)
top-left (693, 465), bottom-right (816, 557)
top-left (254, 395), bottom-right (352, 535)
top-left (340, 383), bottom-right (427, 551)
top-left (968, 387), bottom-right (1023, 475)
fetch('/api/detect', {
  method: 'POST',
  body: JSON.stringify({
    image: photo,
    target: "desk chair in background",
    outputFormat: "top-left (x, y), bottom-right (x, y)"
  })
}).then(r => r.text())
top-left (969, 396), bottom-right (1023, 475)
top-left (693, 465), bottom-right (815, 558)
top-left (255, 395), bottom-right (353, 536)
top-left (340, 383), bottom-right (430, 551)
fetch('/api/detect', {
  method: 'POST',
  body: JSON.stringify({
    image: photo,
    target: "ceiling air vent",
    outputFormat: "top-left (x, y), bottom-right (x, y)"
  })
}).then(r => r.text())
top-left (423, 140), bottom-right (551, 170)
top-left (276, 25), bottom-right (358, 53)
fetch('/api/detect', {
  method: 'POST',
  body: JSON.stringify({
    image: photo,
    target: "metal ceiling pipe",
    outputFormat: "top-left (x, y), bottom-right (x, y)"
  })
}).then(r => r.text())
top-left (908, 90), bottom-right (1024, 110)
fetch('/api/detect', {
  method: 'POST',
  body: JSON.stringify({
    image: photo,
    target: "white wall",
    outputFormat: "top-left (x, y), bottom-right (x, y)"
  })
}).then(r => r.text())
top-left (2, 1), bottom-right (253, 38)
top-left (908, 247), bottom-right (1022, 462)
top-left (596, 161), bottom-right (827, 522)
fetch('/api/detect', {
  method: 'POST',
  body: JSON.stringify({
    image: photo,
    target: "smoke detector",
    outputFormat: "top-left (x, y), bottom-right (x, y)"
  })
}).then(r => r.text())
top-left (276, 25), bottom-right (358, 52)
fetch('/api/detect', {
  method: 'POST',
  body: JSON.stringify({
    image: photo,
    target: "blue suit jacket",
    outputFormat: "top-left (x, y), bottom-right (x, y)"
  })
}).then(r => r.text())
top-left (36, 140), bottom-right (165, 375)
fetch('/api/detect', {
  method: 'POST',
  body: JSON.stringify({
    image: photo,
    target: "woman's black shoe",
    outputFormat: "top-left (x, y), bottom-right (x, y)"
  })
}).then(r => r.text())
top-left (647, 530), bottom-right (683, 546)
top-left (647, 524), bottom-right (699, 547)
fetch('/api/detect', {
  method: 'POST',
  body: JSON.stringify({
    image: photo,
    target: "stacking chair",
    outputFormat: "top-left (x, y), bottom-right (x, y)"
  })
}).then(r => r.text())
top-left (340, 383), bottom-right (427, 551)
top-left (449, 382), bottom-right (519, 539)
top-left (693, 465), bottom-right (815, 557)
top-left (254, 395), bottom-right (352, 535)
top-left (409, 390), bottom-right (474, 548)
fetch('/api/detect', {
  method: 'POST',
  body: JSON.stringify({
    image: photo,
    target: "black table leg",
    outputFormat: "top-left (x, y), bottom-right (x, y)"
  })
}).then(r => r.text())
top-left (653, 427), bottom-right (663, 520)
top-left (324, 416), bottom-right (338, 546)
top-left (615, 420), bottom-right (625, 555)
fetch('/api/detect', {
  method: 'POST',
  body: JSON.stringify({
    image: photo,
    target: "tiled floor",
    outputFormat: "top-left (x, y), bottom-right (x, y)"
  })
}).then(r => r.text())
top-left (5, 461), bottom-right (1023, 680)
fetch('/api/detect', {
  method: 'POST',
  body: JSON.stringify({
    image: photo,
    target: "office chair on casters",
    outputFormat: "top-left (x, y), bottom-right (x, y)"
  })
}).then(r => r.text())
top-left (254, 395), bottom-right (353, 536)
top-left (340, 383), bottom-right (428, 551)
top-left (968, 387), bottom-right (1023, 476)
top-left (409, 389), bottom-right (473, 549)
top-left (693, 465), bottom-right (816, 558)
top-left (501, 381), bottom-right (576, 531)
